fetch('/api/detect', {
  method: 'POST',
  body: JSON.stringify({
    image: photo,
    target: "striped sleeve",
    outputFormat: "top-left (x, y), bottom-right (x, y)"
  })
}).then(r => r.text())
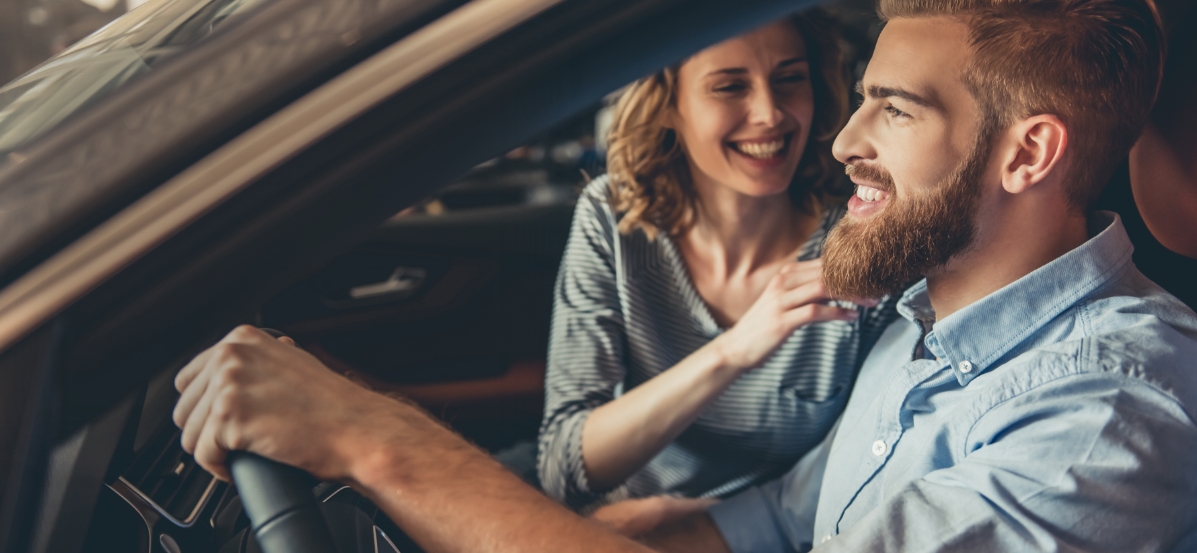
top-left (537, 179), bottom-right (627, 508)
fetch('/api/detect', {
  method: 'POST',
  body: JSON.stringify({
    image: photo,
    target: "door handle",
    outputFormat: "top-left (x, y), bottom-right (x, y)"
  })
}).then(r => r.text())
top-left (348, 267), bottom-right (427, 300)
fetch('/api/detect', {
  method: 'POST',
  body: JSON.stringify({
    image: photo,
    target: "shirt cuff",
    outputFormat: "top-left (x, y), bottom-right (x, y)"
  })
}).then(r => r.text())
top-left (708, 486), bottom-right (794, 553)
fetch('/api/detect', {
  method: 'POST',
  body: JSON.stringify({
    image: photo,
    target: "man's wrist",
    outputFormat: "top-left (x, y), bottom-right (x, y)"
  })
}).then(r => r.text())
top-left (336, 395), bottom-right (424, 489)
top-left (339, 394), bottom-right (488, 496)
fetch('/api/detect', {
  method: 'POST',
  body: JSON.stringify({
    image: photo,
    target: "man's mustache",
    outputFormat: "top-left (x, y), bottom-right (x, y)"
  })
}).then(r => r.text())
top-left (844, 162), bottom-right (896, 192)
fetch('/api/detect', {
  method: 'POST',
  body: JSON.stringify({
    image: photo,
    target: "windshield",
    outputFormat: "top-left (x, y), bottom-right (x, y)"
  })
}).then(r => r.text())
top-left (0, 0), bottom-right (269, 158)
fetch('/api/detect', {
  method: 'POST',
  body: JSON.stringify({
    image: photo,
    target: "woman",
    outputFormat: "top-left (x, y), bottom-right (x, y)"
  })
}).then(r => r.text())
top-left (538, 10), bottom-right (896, 522)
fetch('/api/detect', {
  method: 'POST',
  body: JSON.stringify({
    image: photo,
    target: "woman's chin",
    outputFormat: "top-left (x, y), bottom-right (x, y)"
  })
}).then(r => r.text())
top-left (724, 177), bottom-right (795, 198)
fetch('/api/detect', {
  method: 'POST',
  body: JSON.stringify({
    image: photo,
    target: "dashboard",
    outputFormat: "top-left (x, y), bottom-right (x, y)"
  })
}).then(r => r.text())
top-left (74, 360), bottom-right (417, 553)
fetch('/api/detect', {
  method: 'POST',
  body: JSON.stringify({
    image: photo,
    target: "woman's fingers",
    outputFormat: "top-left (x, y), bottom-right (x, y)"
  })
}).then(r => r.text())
top-left (778, 279), bottom-right (835, 310)
top-left (782, 304), bottom-right (858, 329)
top-left (776, 259), bottom-right (823, 289)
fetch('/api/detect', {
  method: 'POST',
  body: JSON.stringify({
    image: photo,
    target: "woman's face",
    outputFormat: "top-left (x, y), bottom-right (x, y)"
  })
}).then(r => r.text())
top-left (672, 20), bottom-right (815, 199)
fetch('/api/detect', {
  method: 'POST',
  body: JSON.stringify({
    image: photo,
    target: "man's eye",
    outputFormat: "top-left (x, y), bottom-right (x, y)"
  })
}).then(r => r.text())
top-left (884, 105), bottom-right (910, 119)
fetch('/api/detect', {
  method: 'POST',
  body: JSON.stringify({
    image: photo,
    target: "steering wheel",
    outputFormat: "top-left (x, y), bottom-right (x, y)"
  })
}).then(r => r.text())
top-left (228, 328), bottom-right (342, 553)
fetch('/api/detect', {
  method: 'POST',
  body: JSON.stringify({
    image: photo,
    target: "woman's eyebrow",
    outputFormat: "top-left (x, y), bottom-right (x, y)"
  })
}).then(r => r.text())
top-left (705, 57), bottom-right (808, 78)
top-left (776, 57), bottom-right (809, 68)
top-left (855, 80), bottom-right (943, 111)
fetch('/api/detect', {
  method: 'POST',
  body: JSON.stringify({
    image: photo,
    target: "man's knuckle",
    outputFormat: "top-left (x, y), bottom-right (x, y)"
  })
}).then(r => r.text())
top-left (212, 342), bottom-right (243, 363)
top-left (212, 364), bottom-right (242, 389)
top-left (211, 389), bottom-right (242, 422)
top-left (230, 325), bottom-right (258, 339)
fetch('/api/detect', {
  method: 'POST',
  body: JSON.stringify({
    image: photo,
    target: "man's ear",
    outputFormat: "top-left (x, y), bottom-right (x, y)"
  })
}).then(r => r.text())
top-left (1000, 114), bottom-right (1068, 194)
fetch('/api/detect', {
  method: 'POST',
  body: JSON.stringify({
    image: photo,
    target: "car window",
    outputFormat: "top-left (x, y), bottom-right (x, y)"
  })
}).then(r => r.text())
top-left (407, 102), bottom-right (610, 217)
top-left (0, 0), bottom-right (269, 157)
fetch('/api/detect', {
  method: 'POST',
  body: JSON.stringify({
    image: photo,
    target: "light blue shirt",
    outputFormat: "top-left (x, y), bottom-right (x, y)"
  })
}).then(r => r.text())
top-left (709, 212), bottom-right (1197, 552)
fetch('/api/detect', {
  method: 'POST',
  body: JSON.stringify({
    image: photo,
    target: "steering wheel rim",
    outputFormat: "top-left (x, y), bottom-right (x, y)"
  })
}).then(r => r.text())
top-left (228, 328), bottom-right (342, 553)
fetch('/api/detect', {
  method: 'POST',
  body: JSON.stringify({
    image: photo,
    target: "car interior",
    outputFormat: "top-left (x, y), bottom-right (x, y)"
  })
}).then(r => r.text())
top-left (1, 0), bottom-right (869, 551)
top-left (0, 0), bottom-right (1193, 552)
top-left (34, 4), bottom-right (882, 550)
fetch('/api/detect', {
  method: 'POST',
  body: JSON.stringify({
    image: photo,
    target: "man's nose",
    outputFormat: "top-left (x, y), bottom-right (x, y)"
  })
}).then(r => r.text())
top-left (832, 108), bottom-right (872, 164)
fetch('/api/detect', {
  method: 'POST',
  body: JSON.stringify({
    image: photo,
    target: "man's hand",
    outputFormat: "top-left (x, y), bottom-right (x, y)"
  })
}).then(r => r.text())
top-left (640, 511), bottom-right (733, 553)
top-left (172, 325), bottom-right (398, 482)
top-left (171, 325), bottom-right (668, 553)
top-left (591, 496), bottom-right (718, 538)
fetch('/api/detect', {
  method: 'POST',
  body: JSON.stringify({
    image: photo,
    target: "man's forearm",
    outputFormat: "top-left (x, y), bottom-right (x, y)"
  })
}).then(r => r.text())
top-left (347, 397), bottom-right (655, 553)
top-left (641, 512), bottom-right (734, 553)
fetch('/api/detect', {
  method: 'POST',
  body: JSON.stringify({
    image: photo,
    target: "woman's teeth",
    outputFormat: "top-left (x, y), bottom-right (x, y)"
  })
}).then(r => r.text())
top-left (854, 185), bottom-right (890, 202)
top-left (735, 139), bottom-right (785, 159)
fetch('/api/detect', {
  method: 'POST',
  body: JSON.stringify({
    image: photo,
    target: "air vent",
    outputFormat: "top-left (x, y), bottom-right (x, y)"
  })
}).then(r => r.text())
top-left (120, 422), bottom-right (218, 527)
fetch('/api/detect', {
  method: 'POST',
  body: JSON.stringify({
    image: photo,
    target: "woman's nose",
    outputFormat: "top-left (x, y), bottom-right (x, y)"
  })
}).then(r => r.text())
top-left (748, 88), bottom-right (784, 128)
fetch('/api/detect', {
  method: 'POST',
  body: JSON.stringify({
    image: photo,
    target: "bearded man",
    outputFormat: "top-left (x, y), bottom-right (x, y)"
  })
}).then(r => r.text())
top-left (171, 0), bottom-right (1197, 552)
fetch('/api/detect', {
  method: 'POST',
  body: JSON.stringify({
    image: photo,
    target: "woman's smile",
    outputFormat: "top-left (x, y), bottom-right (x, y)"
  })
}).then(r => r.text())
top-left (727, 132), bottom-right (795, 172)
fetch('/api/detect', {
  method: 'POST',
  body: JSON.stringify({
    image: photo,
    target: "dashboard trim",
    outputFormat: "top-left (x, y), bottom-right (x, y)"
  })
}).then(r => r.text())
top-left (112, 475), bottom-right (220, 529)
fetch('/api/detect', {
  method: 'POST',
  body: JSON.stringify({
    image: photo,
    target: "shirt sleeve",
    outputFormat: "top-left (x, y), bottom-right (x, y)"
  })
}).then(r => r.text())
top-left (709, 419), bottom-right (838, 553)
top-left (815, 373), bottom-right (1197, 553)
top-left (537, 179), bottom-right (628, 509)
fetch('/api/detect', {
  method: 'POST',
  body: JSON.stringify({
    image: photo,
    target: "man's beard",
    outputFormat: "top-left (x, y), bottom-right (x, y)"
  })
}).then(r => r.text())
top-left (822, 138), bottom-right (992, 300)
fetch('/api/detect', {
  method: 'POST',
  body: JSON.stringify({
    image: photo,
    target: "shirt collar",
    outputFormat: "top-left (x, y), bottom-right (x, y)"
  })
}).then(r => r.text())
top-left (895, 211), bottom-right (1135, 385)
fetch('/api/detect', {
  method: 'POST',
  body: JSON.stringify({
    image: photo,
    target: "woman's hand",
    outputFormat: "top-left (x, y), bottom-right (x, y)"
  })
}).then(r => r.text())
top-left (711, 259), bottom-right (869, 372)
top-left (590, 496), bottom-right (719, 538)
top-left (581, 259), bottom-right (873, 491)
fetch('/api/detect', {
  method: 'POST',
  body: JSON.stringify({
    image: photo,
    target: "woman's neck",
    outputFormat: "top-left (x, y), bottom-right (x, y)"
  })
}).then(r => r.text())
top-left (683, 179), bottom-right (818, 279)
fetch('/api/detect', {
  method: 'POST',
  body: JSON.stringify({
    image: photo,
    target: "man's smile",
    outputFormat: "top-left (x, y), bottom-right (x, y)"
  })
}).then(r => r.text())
top-left (847, 182), bottom-right (891, 217)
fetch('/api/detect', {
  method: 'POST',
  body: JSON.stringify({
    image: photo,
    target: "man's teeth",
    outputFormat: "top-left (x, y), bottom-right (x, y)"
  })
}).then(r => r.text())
top-left (736, 139), bottom-right (785, 159)
top-left (854, 185), bottom-right (889, 202)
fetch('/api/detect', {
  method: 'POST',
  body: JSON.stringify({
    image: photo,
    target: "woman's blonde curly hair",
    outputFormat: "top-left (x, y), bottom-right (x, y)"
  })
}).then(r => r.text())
top-left (606, 9), bottom-right (850, 239)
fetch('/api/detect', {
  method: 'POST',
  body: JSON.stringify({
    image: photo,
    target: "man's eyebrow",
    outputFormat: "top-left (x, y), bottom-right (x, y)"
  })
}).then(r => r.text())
top-left (856, 81), bottom-right (943, 110)
top-left (705, 57), bottom-right (808, 77)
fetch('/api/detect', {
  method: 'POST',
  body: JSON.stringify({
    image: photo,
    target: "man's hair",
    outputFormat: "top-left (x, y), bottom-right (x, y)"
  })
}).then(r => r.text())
top-left (606, 9), bottom-right (850, 239)
top-left (878, 0), bottom-right (1165, 210)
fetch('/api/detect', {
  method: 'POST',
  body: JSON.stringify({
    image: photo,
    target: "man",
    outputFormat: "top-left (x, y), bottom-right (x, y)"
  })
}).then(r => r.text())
top-left (172, 0), bottom-right (1197, 551)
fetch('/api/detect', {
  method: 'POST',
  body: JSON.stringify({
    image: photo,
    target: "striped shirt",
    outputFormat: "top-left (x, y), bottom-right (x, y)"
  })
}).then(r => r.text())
top-left (537, 178), bottom-right (898, 510)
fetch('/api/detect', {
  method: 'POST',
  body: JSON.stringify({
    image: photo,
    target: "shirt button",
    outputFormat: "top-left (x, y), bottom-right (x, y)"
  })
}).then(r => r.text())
top-left (960, 360), bottom-right (974, 374)
top-left (822, 534), bottom-right (832, 543)
top-left (871, 440), bottom-right (888, 456)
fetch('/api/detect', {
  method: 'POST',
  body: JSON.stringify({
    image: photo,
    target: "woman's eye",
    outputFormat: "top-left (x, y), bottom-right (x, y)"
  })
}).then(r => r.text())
top-left (884, 105), bottom-right (910, 119)
top-left (713, 83), bottom-right (747, 93)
